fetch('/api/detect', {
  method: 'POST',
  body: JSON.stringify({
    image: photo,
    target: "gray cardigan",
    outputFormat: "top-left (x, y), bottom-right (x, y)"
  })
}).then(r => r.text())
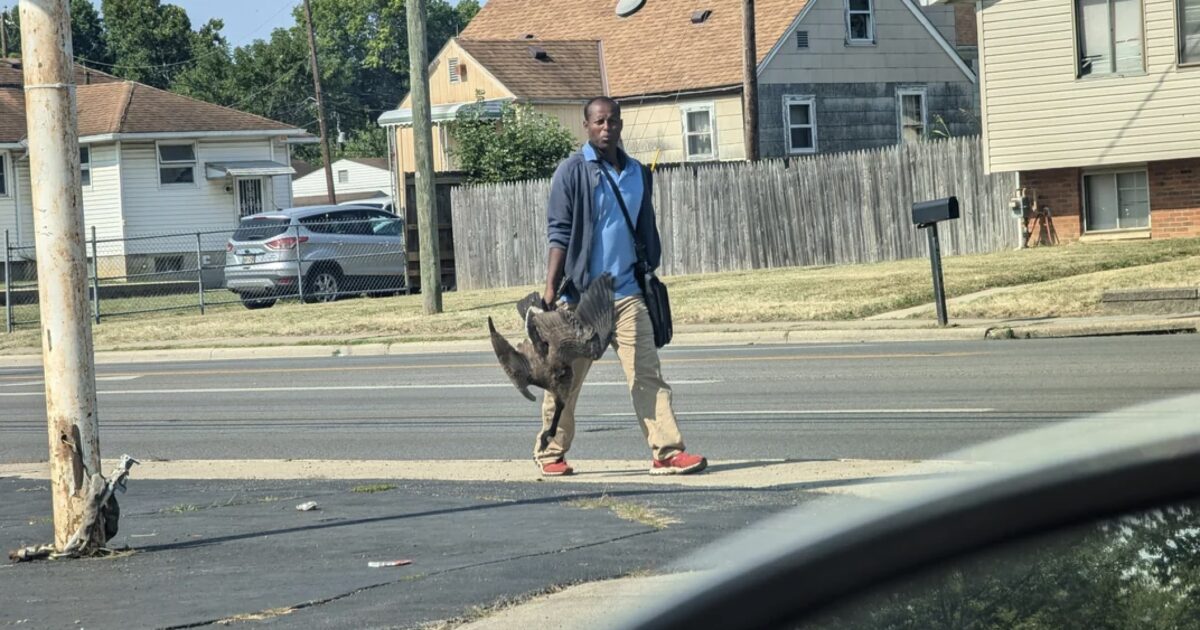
top-left (546, 148), bottom-right (662, 301)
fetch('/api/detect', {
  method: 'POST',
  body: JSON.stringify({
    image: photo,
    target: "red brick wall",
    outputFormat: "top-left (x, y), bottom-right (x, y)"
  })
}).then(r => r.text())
top-left (1020, 159), bottom-right (1200, 244)
top-left (955, 5), bottom-right (977, 47)
top-left (1018, 168), bottom-right (1082, 246)
top-left (1149, 159), bottom-right (1200, 239)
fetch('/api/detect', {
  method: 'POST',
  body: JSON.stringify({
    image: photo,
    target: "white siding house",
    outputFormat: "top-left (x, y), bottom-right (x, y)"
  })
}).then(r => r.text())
top-left (292, 157), bottom-right (393, 205)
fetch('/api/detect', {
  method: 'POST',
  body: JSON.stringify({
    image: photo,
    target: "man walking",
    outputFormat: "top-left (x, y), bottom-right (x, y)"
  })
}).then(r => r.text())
top-left (535, 96), bottom-right (707, 477)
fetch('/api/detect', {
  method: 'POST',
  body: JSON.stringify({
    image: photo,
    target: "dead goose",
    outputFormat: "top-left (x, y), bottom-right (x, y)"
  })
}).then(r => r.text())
top-left (487, 273), bottom-right (616, 449)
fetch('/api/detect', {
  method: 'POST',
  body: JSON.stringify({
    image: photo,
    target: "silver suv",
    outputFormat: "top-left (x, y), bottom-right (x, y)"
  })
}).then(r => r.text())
top-left (224, 205), bottom-right (405, 309)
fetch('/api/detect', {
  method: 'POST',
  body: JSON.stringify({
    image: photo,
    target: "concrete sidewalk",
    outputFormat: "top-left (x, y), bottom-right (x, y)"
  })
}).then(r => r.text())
top-left (2, 314), bottom-right (1197, 368)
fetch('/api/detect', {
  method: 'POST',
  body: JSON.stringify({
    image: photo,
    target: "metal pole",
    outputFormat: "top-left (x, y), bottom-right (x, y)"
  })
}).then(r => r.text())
top-left (4, 229), bottom-right (12, 333)
top-left (90, 226), bottom-right (100, 324)
top-left (407, 0), bottom-right (443, 313)
top-left (195, 232), bottom-right (205, 315)
top-left (742, 0), bottom-right (760, 161)
top-left (19, 0), bottom-right (103, 552)
top-left (303, 0), bottom-right (337, 205)
top-left (926, 224), bottom-right (948, 327)
top-left (294, 224), bottom-right (306, 302)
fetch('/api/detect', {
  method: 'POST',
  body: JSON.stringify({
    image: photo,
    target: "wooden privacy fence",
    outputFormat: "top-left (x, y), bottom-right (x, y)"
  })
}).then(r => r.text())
top-left (450, 136), bottom-right (1019, 290)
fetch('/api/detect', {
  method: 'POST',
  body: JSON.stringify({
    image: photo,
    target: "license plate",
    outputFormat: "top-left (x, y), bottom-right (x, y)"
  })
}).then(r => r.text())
top-left (241, 254), bottom-right (256, 264)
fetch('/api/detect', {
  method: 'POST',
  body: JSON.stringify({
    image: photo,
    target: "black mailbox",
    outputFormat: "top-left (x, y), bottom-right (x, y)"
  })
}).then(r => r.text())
top-left (912, 196), bottom-right (960, 226)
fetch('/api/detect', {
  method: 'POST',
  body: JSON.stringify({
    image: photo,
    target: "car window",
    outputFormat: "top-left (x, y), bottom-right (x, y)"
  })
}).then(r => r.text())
top-left (300, 213), bottom-right (337, 234)
top-left (330, 210), bottom-right (373, 236)
top-left (367, 210), bottom-right (402, 237)
top-left (798, 498), bottom-right (1200, 629)
top-left (232, 217), bottom-right (291, 241)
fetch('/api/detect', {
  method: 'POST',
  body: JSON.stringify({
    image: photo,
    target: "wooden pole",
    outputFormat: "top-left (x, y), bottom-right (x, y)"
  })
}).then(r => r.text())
top-left (406, 0), bottom-right (443, 314)
top-left (303, 0), bottom-right (337, 204)
top-left (1, 11), bottom-right (9, 58)
top-left (742, 0), bottom-right (760, 161)
top-left (19, 0), bottom-right (102, 551)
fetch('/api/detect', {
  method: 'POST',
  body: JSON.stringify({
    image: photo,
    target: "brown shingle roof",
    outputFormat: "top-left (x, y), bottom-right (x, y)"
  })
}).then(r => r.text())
top-left (0, 78), bottom-right (300, 142)
top-left (460, 0), bottom-right (807, 98)
top-left (457, 40), bottom-right (603, 100)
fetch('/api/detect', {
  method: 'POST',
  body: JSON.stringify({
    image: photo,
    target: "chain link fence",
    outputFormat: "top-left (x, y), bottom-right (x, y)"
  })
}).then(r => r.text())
top-left (3, 214), bottom-right (415, 331)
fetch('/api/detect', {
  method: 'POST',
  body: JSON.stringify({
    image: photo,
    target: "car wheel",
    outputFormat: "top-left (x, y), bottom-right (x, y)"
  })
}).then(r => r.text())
top-left (241, 296), bottom-right (276, 310)
top-left (304, 267), bottom-right (341, 303)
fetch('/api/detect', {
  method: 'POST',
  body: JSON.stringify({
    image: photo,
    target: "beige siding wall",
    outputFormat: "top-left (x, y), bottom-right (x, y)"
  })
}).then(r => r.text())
top-left (761, 0), bottom-right (970, 85)
top-left (980, 0), bottom-right (1200, 172)
top-left (538, 103), bottom-right (590, 145)
top-left (394, 124), bottom-right (455, 174)
top-left (620, 94), bottom-right (746, 164)
top-left (399, 39), bottom-right (514, 109)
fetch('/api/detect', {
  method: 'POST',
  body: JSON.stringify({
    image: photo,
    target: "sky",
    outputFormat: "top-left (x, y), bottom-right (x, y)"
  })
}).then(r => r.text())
top-left (0, 0), bottom-right (485, 49)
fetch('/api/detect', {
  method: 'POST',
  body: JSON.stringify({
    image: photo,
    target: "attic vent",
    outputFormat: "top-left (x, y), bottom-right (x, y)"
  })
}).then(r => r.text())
top-left (448, 57), bottom-right (461, 84)
top-left (691, 9), bottom-right (712, 24)
top-left (528, 46), bottom-right (551, 62)
top-left (795, 30), bottom-right (809, 49)
top-left (522, 33), bottom-right (536, 39)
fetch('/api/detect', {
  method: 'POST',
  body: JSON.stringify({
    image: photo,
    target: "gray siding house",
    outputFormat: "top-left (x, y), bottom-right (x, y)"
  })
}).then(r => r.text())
top-left (757, 0), bottom-right (978, 157)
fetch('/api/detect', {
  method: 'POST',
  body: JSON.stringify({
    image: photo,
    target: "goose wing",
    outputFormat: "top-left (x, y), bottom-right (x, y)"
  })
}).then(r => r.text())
top-left (487, 317), bottom-right (536, 401)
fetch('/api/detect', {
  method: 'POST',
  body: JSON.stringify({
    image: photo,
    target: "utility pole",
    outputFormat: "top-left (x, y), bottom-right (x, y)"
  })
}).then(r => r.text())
top-left (407, 0), bottom-right (443, 314)
top-left (19, 0), bottom-right (101, 551)
top-left (303, 0), bottom-right (337, 204)
top-left (1, 10), bottom-right (9, 58)
top-left (742, 0), bottom-right (760, 161)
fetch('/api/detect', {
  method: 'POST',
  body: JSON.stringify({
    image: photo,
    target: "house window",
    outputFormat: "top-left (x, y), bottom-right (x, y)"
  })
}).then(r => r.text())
top-left (1084, 170), bottom-right (1149, 231)
top-left (0, 153), bottom-right (8, 197)
top-left (681, 104), bottom-right (717, 161)
top-left (1181, 0), bottom-right (1200, 64)
top-left (448, 57), bottom-right (461, 84)
top-left (846, 0), bottom-right (875, 43)
top-left (784, 96), bottom-right (816, 154)
top-left (338, 169), bottom-right (349, 184)
top-left (157, 143), bottom-right (196, 185)
top-left (80, 146), bottom-right (91, 187)
top-left (897, 88), bottom-right (927, 143)
top-left (1076, 0), bottom-right (1144, 76)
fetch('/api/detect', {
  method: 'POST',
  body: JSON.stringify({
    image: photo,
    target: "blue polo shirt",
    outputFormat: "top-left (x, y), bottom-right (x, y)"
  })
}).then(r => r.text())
top-left (581, 143), bottom-right (642, 300)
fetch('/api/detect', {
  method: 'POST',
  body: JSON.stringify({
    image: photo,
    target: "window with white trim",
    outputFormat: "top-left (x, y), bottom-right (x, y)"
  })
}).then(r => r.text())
top-left (681, 104), bottom-right (717, 161)
top-left (80, 146), bottom-right (91, 187)
top-left (338, 169), bottom-right (349, 184)
top-left (846, 0), bottom-right (875, 43)
top-left (1180, 0), bottom-right (1200, 64)
top-left (784, 95), bottom-right (816, 154)
top-left (0, 153), bottom-right (7, 196)
top-left (1083, 169), bottom-right (1149, 232)
top-left (448, 57), bottom-right (461, 84)
top-left (1076, 0), bottom-right (1144, 76)
top-left (897, 88), bottom-right (927, 144)
top-left (157, 143), bottom-right (196, 185)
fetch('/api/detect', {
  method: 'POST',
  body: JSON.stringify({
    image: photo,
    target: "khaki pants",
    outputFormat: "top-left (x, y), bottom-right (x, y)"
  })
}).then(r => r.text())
top-left (534, 295), bottom-right (686, 463)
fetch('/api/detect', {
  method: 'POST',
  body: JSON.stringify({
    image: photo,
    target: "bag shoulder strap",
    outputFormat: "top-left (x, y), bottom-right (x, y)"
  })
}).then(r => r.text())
top-left (596, 163), bottom-right (648, 266)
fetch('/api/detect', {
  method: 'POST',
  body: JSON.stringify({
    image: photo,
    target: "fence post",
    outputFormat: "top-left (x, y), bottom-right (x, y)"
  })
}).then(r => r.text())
top-left (4, 230), bottom-right (12, 333)
top-left (90, 226), bottom-right (100, 324)
top-left (294, 223), bottom-right (306, 303)
top-left (195, 232), bottom-right (206, 315)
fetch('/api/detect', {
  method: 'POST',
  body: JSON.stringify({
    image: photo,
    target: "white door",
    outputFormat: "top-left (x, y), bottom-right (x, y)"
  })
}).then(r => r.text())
top-left (235, 178), bottom-right (266, 217)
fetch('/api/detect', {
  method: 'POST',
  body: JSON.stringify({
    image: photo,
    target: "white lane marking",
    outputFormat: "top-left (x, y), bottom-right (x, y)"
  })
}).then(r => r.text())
top-left (599, 408), bottom-right (995, 417)
top-left (98, 375), bottom-right (143, 382)
top-left (0, 379), bottom-right (721, 398)
top-left (662, 344), bottom-right (870, 354)
top-left (0, 381), bottom-right (44, 388)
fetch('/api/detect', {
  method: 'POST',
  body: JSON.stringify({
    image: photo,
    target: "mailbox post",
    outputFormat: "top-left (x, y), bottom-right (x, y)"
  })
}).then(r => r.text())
top-left (912, 197), bottom-right (960, 327)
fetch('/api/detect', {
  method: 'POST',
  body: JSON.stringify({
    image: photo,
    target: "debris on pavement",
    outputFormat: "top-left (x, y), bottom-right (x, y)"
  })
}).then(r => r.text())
top-left (368, 559), bottom-right (413, 568)
top-left (295, 501), bottom-right (320, 512)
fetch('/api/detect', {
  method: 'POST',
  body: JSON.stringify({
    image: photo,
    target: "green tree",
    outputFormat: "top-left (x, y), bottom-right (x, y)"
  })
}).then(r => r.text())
top-left (2, 1), bottom-right (113, 66)
top-left (169, 18), bottom-right (236, 104)
top-left (449, 98), bottom-right (576, 183)
top-left (101, 0), bottom-right (195, 88)
top-left (337, 127), bottom-right (389, 159)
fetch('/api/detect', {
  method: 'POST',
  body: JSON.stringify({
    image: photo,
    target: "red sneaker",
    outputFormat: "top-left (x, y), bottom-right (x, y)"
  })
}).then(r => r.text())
top-left (540, 459), bottom-right (574, 476)
top-left (650, 452), bottom-right (708, 475)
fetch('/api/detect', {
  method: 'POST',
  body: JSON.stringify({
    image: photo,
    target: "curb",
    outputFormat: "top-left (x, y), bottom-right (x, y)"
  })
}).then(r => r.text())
top-left (984, 318), bottom-right (1200, 340)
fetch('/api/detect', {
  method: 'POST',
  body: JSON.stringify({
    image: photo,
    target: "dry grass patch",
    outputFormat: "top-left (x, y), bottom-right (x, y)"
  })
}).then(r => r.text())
top-left (564, 495), bottom-right (679, 529)
top-left (3, 237), bottom-right (1199, 354)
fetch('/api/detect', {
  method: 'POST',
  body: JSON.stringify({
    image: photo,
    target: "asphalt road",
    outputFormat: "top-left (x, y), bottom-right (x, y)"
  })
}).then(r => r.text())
top-left (3, 336), bottom-right (1200, 464)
